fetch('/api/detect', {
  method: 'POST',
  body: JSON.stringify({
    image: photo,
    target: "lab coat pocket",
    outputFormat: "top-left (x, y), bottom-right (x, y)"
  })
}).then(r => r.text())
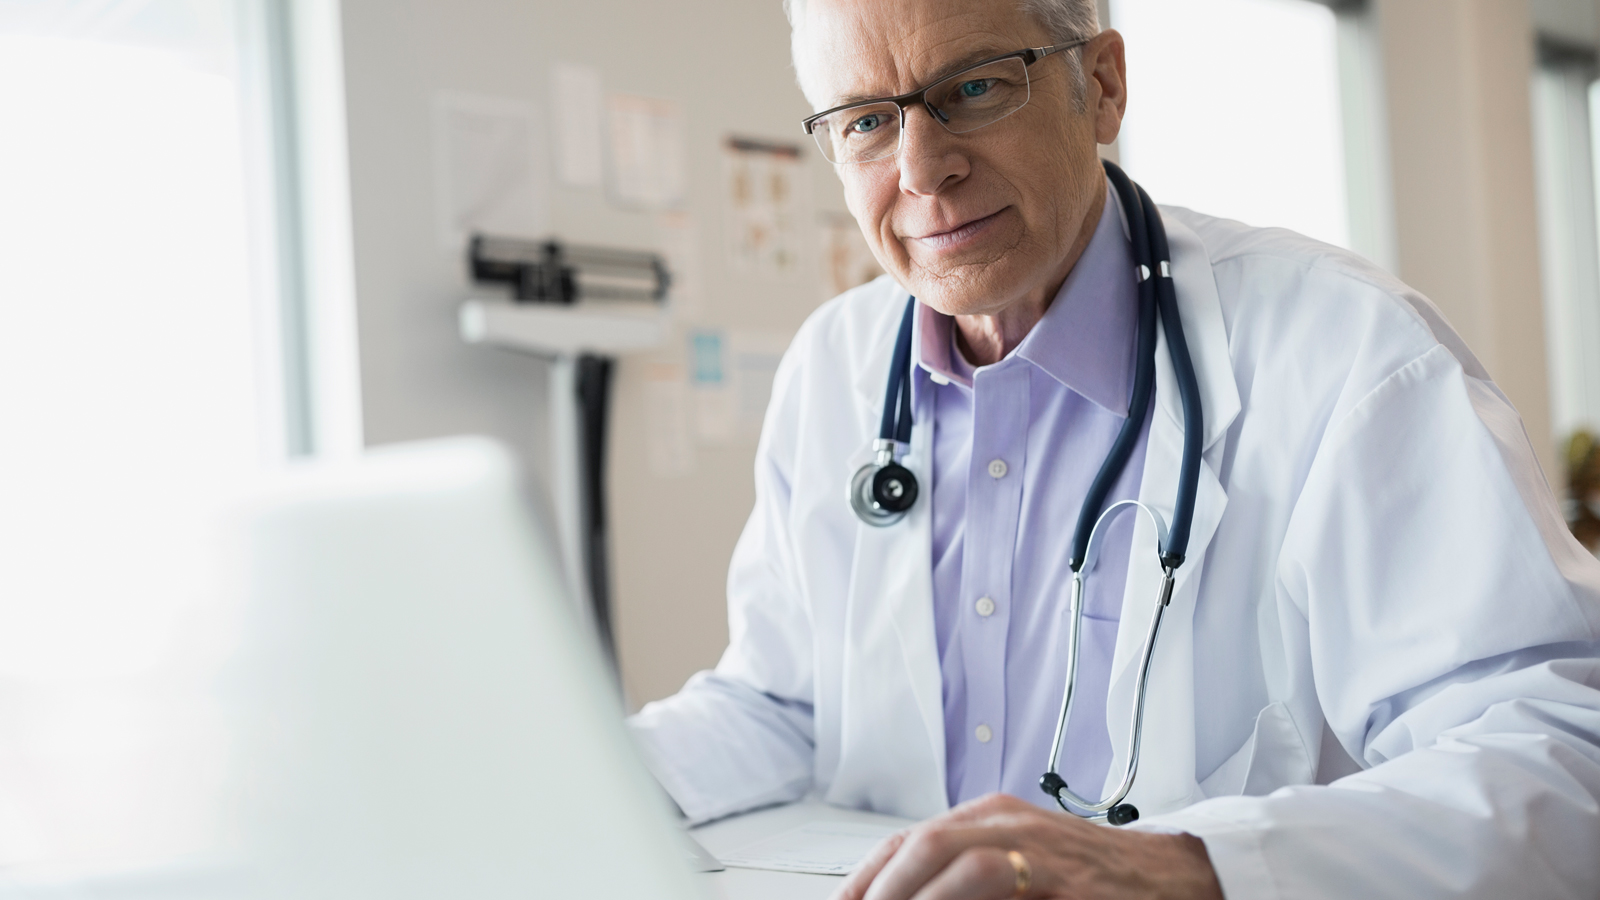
top-left (1197, 700), bottom-right (1314, 798)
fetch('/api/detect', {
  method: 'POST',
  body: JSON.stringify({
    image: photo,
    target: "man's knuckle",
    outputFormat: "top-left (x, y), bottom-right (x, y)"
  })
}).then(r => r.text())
top-left (974, 793), bottom-right (1005, 810)
top-left (904, 825), bottom-right (949, 860)
top-left (950, 847), bottom-right (1015, 894)
top-left (961, 847), bottom-right (1008, 880)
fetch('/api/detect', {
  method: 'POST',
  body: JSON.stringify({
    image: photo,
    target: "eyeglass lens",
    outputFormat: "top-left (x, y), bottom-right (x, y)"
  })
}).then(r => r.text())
top-left (810, 57), bottom-right (1033, 165)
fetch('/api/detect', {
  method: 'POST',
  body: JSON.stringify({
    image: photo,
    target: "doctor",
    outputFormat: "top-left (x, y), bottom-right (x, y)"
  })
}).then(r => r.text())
top-left (630, 0), bottom-right (1600, 896)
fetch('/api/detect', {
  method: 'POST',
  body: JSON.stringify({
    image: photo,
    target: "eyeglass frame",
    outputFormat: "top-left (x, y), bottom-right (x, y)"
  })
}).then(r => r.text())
top-left (800, 38), bottom-right (1095, 162)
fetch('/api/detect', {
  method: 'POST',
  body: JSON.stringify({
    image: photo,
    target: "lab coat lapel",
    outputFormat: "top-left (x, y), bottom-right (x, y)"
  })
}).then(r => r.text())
top-left (830, 289), bottom-right (949, 820)
top-left (1101, 211), bottom-right (1239, 815)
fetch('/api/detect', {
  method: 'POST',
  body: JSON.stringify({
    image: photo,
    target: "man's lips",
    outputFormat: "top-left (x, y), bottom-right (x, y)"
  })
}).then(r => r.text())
top-left (906, 209), bottom-right (1006, 252)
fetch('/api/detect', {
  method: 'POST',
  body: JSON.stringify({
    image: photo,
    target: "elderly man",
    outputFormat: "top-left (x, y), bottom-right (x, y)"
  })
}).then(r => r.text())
top-left (630, 0), bottom-right (1600, 897)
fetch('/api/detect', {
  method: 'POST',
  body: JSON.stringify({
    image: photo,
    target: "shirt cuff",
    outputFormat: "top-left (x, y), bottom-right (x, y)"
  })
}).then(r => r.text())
top-left (626, 713), bottom-right (810, 826)
top-left (1131, 809), bottom-right (1279, 900)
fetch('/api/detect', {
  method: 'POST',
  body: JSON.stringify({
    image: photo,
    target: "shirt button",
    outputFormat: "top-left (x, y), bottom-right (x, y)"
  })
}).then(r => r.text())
top-left (975, 724), bottom-right (993, 743)
top-left (987, 458), bottom-right (1008, 478)
top-left (975, 596), bottom-right (996, 617)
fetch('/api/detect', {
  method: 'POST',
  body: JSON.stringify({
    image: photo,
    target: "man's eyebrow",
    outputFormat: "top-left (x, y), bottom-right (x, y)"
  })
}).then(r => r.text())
top-left (831, 47), bottom-right (1014, 106)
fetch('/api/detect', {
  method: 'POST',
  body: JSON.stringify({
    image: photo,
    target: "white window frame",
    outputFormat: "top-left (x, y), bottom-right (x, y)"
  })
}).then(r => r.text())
top-left (1532, 36), bottom-right (1600, 448)
top-left (243, 0), bottom-right (365, 460)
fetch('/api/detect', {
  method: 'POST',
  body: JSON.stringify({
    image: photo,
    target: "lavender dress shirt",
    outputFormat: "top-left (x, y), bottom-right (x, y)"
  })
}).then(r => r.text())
top-left (916, 187), bottom-right (1151, 810)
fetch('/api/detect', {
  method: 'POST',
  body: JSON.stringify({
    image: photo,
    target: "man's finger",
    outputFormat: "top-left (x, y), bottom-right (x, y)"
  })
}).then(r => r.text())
top-left (906, 847), bottom-right (1021, 900)
top-left (861, 824), bottom-right (1022, 900)
top-left (830, 830), bottom-right (907, 900)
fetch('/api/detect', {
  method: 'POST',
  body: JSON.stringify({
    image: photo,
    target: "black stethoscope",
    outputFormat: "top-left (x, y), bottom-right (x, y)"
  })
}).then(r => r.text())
top-left (847, 160), bottom-right (1204, 826)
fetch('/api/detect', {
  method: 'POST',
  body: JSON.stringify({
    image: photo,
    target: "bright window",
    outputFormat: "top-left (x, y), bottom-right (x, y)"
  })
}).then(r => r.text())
top-left (1532, 48), bottom-right (1600, 447)
top-left (0, 2), bottom-right (288, 871)
top-left (1111, 0), bottom-right (1351, 250)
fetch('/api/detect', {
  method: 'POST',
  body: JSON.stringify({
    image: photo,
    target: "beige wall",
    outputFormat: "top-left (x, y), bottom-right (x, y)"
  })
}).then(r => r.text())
top-left (340, 0), bottom-right (557, 481)
top-left (338, 0), bottom-right (841, 706)
top-left (1375, 0), bottom-right (1557, 480)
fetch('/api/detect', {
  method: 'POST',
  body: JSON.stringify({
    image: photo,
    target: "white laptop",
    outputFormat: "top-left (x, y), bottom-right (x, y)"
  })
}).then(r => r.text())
top-left (223, 437), bottom-right (706, 900)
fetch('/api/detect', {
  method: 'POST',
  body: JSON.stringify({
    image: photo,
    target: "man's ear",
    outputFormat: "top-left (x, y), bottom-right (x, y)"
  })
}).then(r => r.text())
top-left (1084, 29), bottom-right (1127, 146)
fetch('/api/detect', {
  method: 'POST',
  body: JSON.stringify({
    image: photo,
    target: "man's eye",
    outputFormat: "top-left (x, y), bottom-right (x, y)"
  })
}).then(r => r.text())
top-left (958, 79), bottom-right (994, 98)
top-left (850, 114), bottom-right (886, 134)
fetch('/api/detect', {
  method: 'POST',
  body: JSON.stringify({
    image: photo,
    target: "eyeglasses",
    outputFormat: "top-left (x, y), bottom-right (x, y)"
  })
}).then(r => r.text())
top-left (802, 39), bottom-right (1092, 166)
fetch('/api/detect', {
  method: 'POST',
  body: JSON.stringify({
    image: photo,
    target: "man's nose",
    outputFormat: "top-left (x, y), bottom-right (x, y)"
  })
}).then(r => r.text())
top-left (897, 104), bottom-right (969, 196)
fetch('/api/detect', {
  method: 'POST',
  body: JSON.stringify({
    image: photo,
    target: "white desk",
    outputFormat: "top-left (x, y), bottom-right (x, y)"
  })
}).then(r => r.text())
top-left (688, 801), bottom-right (914, 900)
top-left (0, 801), bottom-right (912, 900)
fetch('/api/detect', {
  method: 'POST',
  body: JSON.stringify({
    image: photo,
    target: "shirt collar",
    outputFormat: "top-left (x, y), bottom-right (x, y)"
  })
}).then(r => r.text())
top-left (916, 178), bottom-right (1138, 416)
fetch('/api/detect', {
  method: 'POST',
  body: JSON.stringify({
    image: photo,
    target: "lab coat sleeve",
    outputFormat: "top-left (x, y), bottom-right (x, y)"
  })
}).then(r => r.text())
top-left (627, 326), bottom-right (819, 826)
top-left (1146, 344), bottom-right (1600, 898)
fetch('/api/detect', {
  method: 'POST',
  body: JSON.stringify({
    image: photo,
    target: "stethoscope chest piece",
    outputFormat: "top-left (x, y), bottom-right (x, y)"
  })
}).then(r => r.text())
top-left (849, 441), bottom-right (919, 527)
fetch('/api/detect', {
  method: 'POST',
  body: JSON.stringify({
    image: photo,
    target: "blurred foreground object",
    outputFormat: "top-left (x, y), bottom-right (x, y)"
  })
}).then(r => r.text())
top-left (225, 437), bottom-right (699, 899)
top-left (0, 438), bottom-right (702, 899)
top-left (1565, 430), bottom-right (1600, 553)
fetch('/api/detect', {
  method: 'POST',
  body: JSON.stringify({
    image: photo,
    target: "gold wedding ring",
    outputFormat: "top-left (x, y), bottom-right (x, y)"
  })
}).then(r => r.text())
top-left (1006, 849), bottom-right (1032, 897)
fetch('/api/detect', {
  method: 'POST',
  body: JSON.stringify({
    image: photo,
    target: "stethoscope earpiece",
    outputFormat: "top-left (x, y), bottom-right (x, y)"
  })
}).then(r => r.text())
top-left (1039, 772), bottom-right (1140, 826)
top-left (1105, 804), bottom-right (1140, 826)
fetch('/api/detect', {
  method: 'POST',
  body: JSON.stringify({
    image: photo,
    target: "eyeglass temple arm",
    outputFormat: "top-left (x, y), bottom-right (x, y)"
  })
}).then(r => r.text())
top-left (1026, 35), bottom-right (1095, 64)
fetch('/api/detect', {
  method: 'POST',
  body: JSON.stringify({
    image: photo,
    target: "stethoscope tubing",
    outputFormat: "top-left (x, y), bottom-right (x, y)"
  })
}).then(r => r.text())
top-left (1140, 178), bottom-right (1205, 568)
top-left (878, 296), bottom-right (917, 447)
top-left (1069, 163), bottom-right (1160, 571)
top-left (1047, 500), bottom-right (1175, 820)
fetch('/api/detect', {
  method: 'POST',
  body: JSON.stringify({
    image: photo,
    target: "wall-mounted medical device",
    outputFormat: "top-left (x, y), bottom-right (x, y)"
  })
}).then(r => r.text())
top-left (469, 235), bottom-right (670, 305)
top-left (461, 234), bottom-right (673, 668)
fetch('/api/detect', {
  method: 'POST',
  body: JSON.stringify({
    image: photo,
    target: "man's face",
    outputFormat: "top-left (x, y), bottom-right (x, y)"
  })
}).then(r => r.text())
top-left (796, 0), bottom-right (1115, 317)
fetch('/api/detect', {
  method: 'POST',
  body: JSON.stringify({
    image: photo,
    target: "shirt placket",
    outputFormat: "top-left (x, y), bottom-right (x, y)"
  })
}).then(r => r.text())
top-left (954, 360), bottom-right (1029, 800)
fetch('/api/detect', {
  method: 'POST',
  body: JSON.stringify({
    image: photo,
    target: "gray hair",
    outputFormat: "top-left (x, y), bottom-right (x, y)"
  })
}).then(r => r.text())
top-left (1018, 0), bottom-right (1100, 44)
top-left (784, 0), bottom-right (1099, 105)
top-left (782, 0), bottom-right (1099, 43)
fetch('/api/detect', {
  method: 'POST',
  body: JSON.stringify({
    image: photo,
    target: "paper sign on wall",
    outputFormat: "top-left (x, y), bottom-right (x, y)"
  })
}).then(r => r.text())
top-left (608, 93), bottom-right (687, 209)
top-left (431, 92), bottom-right (550, 249)
top-left (552, 63), bottom-right (605, 188)
top-left (724, 137), bottom-right (807, 276)
top-left (730, 330), bottom-right (790, 432)
top-left (818, 211), bottom-right (885, 300)
top-left (689, 329), bottom-right (735, 444)
top-left (643, 361), bottom-right (694, 477)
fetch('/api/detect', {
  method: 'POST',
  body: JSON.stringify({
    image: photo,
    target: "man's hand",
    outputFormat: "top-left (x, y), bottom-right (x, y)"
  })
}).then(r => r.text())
top-left (830, 794), bottom-right (1224, 900)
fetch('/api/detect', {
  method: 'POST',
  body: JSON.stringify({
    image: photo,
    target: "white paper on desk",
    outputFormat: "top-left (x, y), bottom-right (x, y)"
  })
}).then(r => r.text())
top-left (718, 821), bottom-right (901, 876)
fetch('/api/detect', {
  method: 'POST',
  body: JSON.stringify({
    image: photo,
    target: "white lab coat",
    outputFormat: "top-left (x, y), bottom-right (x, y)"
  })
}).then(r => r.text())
top-left (630, 206), bottom-right (1600, 898)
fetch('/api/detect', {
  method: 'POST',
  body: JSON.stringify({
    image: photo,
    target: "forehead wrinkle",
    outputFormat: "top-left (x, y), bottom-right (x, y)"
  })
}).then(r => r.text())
top-left (906, 27), bottom-right (1015, 81)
